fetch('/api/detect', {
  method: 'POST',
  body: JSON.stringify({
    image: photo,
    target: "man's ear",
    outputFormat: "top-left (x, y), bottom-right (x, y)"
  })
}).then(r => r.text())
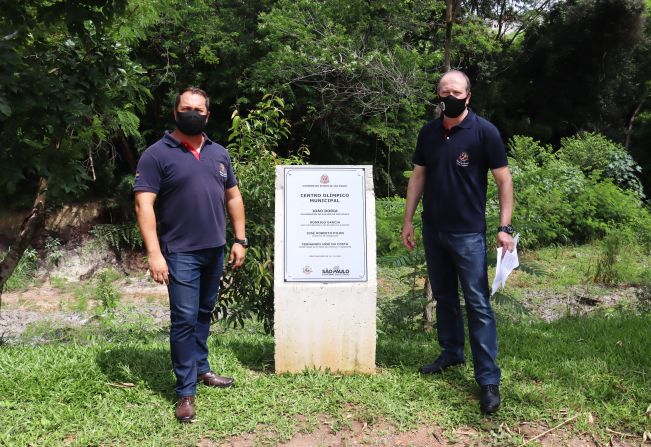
top-left (466, 92), bottom-right (472, 105)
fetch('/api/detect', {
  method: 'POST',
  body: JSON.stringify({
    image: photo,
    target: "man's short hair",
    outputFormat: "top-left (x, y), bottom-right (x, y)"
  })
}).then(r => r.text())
top-left (175, 87), bottom-right (210, 110)
top-left (437, 70), bottom-right (471, 94)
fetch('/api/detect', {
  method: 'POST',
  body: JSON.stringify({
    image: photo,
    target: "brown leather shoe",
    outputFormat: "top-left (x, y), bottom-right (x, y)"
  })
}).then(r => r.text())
top-left (175, 396), bottom-right (195, 423)
top-left (197, 371), bottom-right (234, 388)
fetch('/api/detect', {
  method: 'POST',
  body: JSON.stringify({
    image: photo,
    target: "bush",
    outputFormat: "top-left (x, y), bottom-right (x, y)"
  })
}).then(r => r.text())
top-left (495, 134), bottom-right (651, 249)
top-left (558, 132), bottom-right (645, 199)
top-left (572, 175), bottom-right (651, 242)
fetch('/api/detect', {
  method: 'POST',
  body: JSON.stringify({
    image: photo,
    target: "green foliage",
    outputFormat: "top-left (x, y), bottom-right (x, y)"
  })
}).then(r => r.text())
top-left (93, 269), bottom-right (121, 312)
top-left (558, 132), bottom-right (645, 198)
top-left (44, 237), bottom-right (63, 268)
top-left (498, 134), bottom-right (651, 248)
top-left (491, 0), bottom-right (647, 142)
top-left (1, 248), bottom-right (38, 292)
top-left (90, 224), bottom-right (143, 255)
top-left (375, 196), bottom-right (418, 258)
top-left (253, 0), bottom-right (440, 195)
top-left (0, 0), bottom-right (150, 208)
top-left (216, 95), bottom-right (306, 334)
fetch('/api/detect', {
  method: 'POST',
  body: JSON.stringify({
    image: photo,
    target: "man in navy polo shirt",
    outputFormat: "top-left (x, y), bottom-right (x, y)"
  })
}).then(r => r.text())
top-left (134, 87), bottom-right (247, 423)
top-left (401, 70), bottom-right (514, 414)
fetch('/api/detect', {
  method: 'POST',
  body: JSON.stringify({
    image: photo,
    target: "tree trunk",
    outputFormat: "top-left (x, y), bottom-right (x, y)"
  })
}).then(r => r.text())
top-left (444, 0), bottom-right (453, 72)
top-left (0, 177), bottom-right (48, 309)
top-left (117, 129), bottom-right (137, 173)
top-left (624, 97), bottom-right (645, 150)
top-left (422, 277), bottom-right (436, 332)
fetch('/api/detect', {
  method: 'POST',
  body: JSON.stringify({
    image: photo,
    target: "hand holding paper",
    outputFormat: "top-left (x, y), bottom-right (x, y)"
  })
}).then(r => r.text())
top-left (491, 233), bottom-right (519, 296)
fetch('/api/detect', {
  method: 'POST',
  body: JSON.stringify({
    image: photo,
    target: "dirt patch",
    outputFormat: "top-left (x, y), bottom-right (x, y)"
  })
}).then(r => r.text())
top-left (0, 273), bottom-right (169, 342)
top-left (521, 286), bottom-right (639, 322)
top-left (205, 417), bottom-right (641, 446)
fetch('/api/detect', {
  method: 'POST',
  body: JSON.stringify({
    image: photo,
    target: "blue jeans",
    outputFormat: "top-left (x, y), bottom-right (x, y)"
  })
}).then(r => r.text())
top-left (165, 246), bottom-right (225, 397)
top-left (422, 223), bottom-right (501, 386)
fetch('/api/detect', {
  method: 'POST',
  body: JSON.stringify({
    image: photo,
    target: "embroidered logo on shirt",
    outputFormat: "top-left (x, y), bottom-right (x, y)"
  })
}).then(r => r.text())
top-left (456, 152), bottom-right (470, 167)
top-left (219, 163), bottom-right (228, 179)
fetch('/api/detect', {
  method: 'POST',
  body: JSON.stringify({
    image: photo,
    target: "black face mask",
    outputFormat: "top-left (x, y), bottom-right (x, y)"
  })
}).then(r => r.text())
top-left (439, 95), bottom-right (468, 118)
top-left (175, 110), bottom-right (208, 135)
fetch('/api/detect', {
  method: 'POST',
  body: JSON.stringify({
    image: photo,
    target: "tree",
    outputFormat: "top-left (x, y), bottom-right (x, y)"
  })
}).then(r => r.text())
top-left (250, 0), bottom-right (441, 195)
top-left (491, 0), bottom-right (646, 143)
top-left (0, 0), bottom-right (149, 304)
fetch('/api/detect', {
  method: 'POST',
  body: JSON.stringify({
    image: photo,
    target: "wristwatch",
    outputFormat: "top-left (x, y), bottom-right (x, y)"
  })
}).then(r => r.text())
top-left (233, 237), bottom-right (249, 248)
top-left (497, 224), bottom-right (514, 235)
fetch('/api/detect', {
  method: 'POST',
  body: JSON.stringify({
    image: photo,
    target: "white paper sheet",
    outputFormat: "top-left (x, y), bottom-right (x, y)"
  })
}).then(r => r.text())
top-left (491, 233), bottom-right (519, 296)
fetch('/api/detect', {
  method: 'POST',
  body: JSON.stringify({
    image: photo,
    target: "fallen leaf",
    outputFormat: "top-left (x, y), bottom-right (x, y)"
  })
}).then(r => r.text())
top-left (587, 412), bottom-right (595, 424)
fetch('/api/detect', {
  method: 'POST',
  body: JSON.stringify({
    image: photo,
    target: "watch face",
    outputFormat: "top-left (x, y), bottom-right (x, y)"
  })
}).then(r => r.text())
top-left (499, 225), bottom-right (514, 234)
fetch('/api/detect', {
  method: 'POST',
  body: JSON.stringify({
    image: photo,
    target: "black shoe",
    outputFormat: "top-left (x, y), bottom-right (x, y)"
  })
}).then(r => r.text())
top-left (480, 384), bottom-right (501, 414)
top-left (418, 357), bottom-right (465, 374)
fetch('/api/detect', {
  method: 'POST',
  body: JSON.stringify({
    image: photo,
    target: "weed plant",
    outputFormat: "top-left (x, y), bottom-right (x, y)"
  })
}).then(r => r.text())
top-left (44, 237), bottom-right (63, 267)
top-left (90, 223), bottom-right (143, 256)
top-left (93, 269), bottom-right (121, 312)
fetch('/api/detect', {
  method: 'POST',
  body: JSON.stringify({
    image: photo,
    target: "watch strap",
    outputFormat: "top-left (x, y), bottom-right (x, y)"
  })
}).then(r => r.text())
top-left (234, 238), bottom-right (248, 248)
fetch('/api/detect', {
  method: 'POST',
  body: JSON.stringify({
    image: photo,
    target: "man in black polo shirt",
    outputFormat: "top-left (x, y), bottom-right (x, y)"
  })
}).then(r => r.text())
top-left (401, 70), bottom-right (514, 414)
top-left (134, 87), bottom-right (247, 422)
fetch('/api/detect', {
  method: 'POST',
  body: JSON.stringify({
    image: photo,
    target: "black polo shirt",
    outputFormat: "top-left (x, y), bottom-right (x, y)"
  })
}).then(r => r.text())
top-left (412, 110), bottom-right (507, 233)
top-left (134, 131), bottom-right (238, 253)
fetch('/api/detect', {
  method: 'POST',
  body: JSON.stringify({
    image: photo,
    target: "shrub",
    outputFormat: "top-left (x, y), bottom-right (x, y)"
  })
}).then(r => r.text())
top-left (93, 268), bottom-right (121, 312)
top-left (493, 134), bottom-right (651, 249)
top-left (215, 95), bottom-right (306, 334)
top-left (572, 175), bottom-right (651, 242)
top-left (558, 132), bottom-right (645, 199)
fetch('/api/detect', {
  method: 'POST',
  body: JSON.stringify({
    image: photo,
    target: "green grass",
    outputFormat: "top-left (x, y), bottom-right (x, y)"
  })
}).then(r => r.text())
top-left (1, 243), bottom-right (650, 445)
top-left (0, 309), bottom-right (649, 446)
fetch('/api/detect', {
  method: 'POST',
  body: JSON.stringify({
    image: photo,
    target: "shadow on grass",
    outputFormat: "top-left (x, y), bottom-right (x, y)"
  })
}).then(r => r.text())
top-left (223, 337), bottom-right (275, 373)
top-left (95, 346), bottom-right (176, 402)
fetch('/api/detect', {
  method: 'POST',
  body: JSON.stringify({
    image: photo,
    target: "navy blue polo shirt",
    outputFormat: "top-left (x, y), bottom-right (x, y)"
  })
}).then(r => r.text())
top-left (134, 131), bottom-right (237, 253)
top-left (413, 110), bottom-right (507, 233)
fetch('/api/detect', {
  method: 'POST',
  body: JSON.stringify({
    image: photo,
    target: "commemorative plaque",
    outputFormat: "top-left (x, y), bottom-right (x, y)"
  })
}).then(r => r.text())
top-left (274, 165), bottom-right (376, 374)
top-left (284, 167), bottom-right (367, 282)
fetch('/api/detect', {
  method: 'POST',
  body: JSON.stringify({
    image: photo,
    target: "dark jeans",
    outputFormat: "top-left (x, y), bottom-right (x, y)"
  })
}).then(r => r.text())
top-left (422, 223), bottom-right (501, 386)
top-left (165, 246), bottom-right (224, 397)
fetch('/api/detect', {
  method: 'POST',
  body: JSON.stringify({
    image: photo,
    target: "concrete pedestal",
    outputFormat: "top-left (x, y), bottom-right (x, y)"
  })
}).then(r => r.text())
top-left (274, 165), bottom-right (376, 374)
